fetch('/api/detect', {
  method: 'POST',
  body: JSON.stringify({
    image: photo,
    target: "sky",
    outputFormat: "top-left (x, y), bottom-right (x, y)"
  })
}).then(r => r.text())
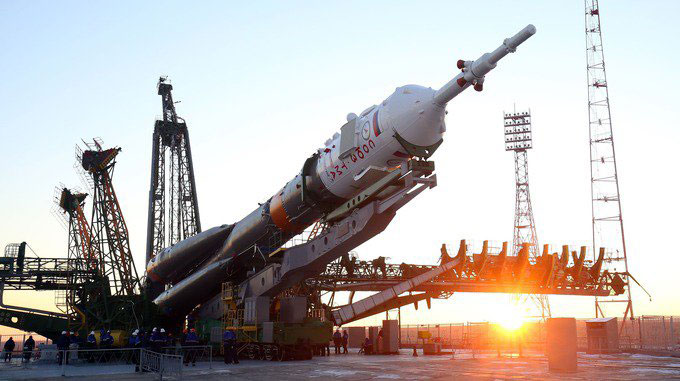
top-left (0, 1), bottom-right (678, 332)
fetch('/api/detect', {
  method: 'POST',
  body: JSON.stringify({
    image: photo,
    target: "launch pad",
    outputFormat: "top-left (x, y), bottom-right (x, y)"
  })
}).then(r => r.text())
top-left (2, 350), bottom-right (679, 380)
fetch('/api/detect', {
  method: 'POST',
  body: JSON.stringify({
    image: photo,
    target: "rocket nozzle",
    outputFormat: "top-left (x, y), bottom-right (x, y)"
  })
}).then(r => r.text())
top-left (433, 24), bottom-right (536, 106)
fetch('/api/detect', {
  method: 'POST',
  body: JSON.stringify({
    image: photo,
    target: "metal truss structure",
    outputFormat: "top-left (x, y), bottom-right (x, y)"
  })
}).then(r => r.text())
top-left (0, 241), bottom-right (96, 339)
top-left (1, 138), bottom-right (146, 336)
top-left (315, 240), bottom-right (624, 325)
top-left (0, 246), bottom-right (94, 291)
top-left (146, 77), bottom-right (201, 265)
top-left (504, 110), bottom-right (550, 319)
top-left (77, 139), bottom-right (140, 297)
top-left (53, 187), bottom-right (99, 329)
top-left (585, 1), bottom-right (633, 330)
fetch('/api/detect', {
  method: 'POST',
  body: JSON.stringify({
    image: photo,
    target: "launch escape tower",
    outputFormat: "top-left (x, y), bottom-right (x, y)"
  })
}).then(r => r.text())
top-left (585, 1), bottom-right (633, 328)
top-left (146, 77), bottom-right (201, 265)
top-left (76, 139), bottom-right (140, 297)
top-left (504, 110), bottom-right (550, 319)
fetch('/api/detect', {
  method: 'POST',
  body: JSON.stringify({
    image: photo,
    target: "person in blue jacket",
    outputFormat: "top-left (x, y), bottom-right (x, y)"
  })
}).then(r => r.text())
top-left (222, 329), bottom-right (239, 364)
top-left (150, 328), bottom-right (162, 353)
top-left (183, 328), bottom-right (199, 366)
top-left (100, 330), bottom-right (114, 362)
top-left (56, 331), bottom-right (69, 365)
top-left (85, 331), bottom-right (97, 363)
top-left (127, 330), bottom-right (138, 364)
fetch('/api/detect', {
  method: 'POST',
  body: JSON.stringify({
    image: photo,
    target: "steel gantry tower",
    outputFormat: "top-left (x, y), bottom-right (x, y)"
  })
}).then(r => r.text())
top-left (146, 77), bottom-right (202, 265)
top-left (53, 186), bottom-right (97, 330)
top-left (77, 139), bottom-right (141, 297)
top-left (585, 1), bottom-right (633, 328)
top-left (504, 110), bottom-right (550, 319)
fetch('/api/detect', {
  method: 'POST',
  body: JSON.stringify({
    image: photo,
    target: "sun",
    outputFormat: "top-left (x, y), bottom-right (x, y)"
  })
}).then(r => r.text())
top-left (496, 301), bottom-right (525, 332)
top-left (499, 314), bottom-right (524, 331)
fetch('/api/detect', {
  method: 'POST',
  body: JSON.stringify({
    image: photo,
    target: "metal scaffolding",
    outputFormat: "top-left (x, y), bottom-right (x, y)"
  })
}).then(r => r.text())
top-left (145, 77), bottom-right (201, 265)
top-left (585, 0), bottom-right (633, 329)
top-left (504, 110), bottom-right (550, 319)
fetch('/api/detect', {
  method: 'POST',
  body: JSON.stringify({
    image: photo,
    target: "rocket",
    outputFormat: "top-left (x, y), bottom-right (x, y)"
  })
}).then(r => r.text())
top-left (147, 24), bottom-right (537, 315)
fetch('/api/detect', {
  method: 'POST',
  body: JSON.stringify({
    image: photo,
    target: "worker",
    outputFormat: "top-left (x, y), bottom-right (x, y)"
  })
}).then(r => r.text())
top-left (160, 328), bottom-right (168, 350)
top-left (377, 329), bottom-right (384, 354)
top-left (222, 329), bottom-right (238, 364)
top-left (69, 332), bottom-right (81, 362)
top-left (101, 330), bottom-right (114, 348)
top-left (333, 329), bottom-right (342, 354)
top-left (22, 336), bottom-right (35, 363)
top-left (133, 330), bottom-right (145, 372)
top-left (56, 331), bottom-right (69, 365)
top-left (3, 337), bottom-right (15, 362)
top-left (360, 337), bottom-right (373, 355)
top-left (127, 330), bottom-right (138, 364)
top-left (86, 331), bottom-right (97, 347)
top-left (150, 327), bottom-right (162, 353)
top-left (183, 328), bottom-right (199, 366)
top-left (72, 332), bottom-right (83, 346)
top-left (138, 330), bottom-right (148, 348)
top-left (85, 331), bottom-right (97, 363)
top-left (100, 330), bottom-right (114, 362)
top-left (128, 330), bottom-right (138, 348)
top-left (342, 330), bottom-right (349, 354)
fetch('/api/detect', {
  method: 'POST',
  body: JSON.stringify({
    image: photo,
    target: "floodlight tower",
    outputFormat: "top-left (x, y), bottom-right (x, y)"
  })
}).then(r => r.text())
top-left (146, 77), bottom-right (201, 265)
top-left (585, 1), bottom-right (633, 329)
top-left (504, 110), bottom-right (550, 319)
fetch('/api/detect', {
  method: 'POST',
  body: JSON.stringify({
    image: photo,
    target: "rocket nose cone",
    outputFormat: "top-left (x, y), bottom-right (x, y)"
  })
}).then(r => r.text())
top-left (385, 85), bottom-right (445, 148)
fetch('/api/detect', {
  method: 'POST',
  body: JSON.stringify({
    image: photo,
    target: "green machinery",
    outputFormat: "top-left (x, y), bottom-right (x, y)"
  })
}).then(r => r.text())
top-left (193, 282), bottom-right (332, 361)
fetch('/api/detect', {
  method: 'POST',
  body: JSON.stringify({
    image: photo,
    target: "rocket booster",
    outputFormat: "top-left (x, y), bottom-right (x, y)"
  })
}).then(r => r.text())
top-left (149, 25), bottom-right (537, 315)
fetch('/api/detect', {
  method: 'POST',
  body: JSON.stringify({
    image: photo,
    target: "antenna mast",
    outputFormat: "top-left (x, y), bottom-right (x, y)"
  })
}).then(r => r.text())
top-left (585, 0), bottom-right (633, 331)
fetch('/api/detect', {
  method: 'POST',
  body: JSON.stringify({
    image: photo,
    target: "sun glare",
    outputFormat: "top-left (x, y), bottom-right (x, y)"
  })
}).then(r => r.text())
top-left (496, 301), bottom-right (526, 332)
top-left (499, 314), bottom-right (524, 331)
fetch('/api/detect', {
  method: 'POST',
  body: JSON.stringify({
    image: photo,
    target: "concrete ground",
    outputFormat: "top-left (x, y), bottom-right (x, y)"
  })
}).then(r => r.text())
top-left (1, 350), bottom-right (680, 380)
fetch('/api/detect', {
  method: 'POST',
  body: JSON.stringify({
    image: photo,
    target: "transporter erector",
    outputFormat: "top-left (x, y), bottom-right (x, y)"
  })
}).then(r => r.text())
top-left (147, 25), bottom-right (537, 323)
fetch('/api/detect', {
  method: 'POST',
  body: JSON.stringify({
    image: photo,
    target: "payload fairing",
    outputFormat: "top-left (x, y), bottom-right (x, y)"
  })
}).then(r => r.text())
top-left (147, 25), bottom-right (537, 316)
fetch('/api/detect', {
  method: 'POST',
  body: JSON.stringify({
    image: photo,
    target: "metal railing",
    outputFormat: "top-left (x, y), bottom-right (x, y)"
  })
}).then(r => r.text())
top-left (0, 345), bottom-right (213, 379)
top-left (158, 345), bottom-right (213, 366)
top-left (141, 349), bottom-right (183, 380)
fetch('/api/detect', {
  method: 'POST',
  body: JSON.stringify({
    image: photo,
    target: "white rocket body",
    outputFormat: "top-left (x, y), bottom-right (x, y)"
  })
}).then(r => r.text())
top-left (315, 85), bottom-right (444, 200)
top-left (149, 25), bottom-right (537, 315)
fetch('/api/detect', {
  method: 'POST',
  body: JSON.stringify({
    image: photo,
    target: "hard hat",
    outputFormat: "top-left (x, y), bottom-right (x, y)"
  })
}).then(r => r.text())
top-left (107, 330), bottom-right (111, 333)
top-left (90, 331), bottom-right (95, 335)
top-left (160, 328), bottom-right (166, 333)
top-left (70, 332), bottom-right (74, 335)
top-left (133, 330), bottom-right (138, 335)
top-left (153, 327), bottom-right (158, 331)
top-left (62, 331), bottom-right (66, 334)
top-left (190, 328), bottom-right (196, 332)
